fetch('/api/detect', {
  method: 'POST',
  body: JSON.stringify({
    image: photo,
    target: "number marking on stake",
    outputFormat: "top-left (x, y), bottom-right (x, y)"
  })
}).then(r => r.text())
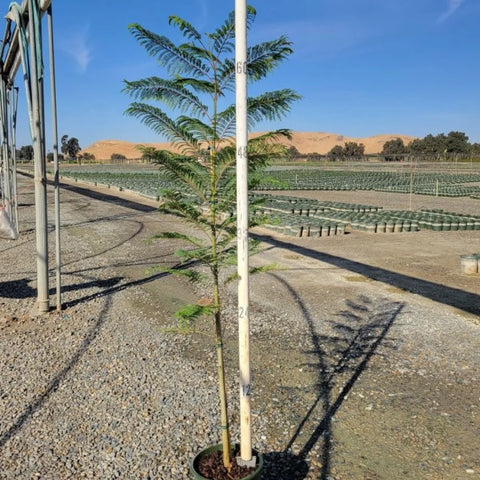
top-left (242, 384), bottom-right (252, 397)
top-left (236, 61), bottom-right (247, 74)
top-left (237, 146), bottom-right (248, 158)
top-left (237, 226), bottom-right (248, 241)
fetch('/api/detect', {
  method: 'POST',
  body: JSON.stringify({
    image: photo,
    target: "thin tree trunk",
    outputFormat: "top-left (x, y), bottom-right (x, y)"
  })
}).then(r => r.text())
top-left (210, 154), bottom-right (231, 467)
top-left (214, 287), bottom-right (231, 468)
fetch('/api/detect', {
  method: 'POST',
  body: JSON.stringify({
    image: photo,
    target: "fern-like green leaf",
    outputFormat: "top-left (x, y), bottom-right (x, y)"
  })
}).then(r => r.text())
top-left (168, 15), bottom-right (202, 41)
top-left (207, 5), bottom-right (257, 56)
top-left (123, 77), bottom-right (208, 118)
top-left (124, 103), bottom-right (200, 155)
top-left (174, 303), bottom-right (215, 328)
top-left (127, 23), bottom-right (209, 77)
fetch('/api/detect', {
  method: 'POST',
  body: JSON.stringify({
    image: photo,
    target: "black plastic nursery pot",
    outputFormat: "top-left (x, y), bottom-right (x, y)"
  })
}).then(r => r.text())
top-left (190, 443), bottom-right (264, 480)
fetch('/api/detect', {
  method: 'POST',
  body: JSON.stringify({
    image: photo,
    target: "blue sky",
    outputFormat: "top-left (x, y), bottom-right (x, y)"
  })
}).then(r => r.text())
top-left (7, 0), bottom-right (480, 150)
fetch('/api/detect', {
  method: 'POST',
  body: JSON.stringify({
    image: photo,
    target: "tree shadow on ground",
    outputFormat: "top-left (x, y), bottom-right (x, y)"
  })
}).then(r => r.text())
top-left (260, 273), bottom-right (404, 479)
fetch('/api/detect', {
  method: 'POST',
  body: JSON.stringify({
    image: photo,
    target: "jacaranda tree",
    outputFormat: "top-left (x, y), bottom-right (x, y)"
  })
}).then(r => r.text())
top-left (124, 5), bottom-right (299, 473)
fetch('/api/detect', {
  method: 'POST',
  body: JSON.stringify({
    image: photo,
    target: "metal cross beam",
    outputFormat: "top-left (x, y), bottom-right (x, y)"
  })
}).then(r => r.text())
top-left (2, 0), bottom-right (52, 84)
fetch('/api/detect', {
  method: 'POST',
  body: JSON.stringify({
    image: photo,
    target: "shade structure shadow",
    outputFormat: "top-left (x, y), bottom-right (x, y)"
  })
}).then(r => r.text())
top-left (0, 277), bottom-right (124, 303)
top-left (253, 233), bottom-right (479, 315)
top-left (53, 276), bottom-right (123, 297)
top-left (260, 272), bottom-right (404, 480)
top-left (18, 170), bottom-right (158, 215)
top-left (60, 216), bottom-right (146, 273)
top-left (61, 259), bottom-right (195, 309)
top-left (0, 278), bottom-right (36, 299)
top-left (55, 177), bottom-right (157, 214)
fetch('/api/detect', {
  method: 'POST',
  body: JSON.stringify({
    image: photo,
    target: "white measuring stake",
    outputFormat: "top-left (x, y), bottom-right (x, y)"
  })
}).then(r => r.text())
top-left (235, 0), bottom-right (255, 467)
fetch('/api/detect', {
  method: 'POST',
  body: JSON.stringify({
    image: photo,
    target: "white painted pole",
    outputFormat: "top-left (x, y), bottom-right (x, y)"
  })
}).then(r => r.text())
top-left (235, 0), bottom-right (253, 464)
top-left (28, 0), bottom-right (49, 312)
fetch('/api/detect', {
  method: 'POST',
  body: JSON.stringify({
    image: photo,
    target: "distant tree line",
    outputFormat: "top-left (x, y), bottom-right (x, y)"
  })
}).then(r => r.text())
top-left (287, 142), bottom-right (367, 161)
top-left (327, 142), bottom-right (366, 160)
top-left (16, 130), bottom-right (480, 164)
top-left (381, 131), bottom-right (480, 161)
top-left (286, 131), bottom-right (480, 162)
top-left (16, 134), bottom-right (129, 164)
top-left (406, 131), bottom-right (479, 156)
top-left (16, 134), bottom-right (96, 164)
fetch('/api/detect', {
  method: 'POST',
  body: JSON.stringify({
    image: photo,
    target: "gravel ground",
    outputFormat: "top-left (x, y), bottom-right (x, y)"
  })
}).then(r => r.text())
top-left (1, 173), bottom-right (479, 479)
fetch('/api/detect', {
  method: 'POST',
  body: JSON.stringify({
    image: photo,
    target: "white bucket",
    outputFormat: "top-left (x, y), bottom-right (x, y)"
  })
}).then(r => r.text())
top-left (460, 254), bottom-right (478, 275)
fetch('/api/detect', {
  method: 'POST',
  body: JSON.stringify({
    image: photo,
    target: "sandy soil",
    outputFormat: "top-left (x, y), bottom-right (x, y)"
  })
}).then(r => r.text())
top-left (3, 174), bottom-right (480, 479)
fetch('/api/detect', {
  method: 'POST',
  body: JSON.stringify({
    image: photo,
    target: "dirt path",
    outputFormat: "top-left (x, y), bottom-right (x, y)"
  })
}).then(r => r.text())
top-left (5, 174), bottom-right (480, 479)
top-left (247, 234), bottom-right (479, 479)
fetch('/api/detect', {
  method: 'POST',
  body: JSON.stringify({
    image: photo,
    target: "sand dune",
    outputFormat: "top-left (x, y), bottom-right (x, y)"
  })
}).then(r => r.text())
top-left (81, 132), bottom-right (416, 160)
top-left (273, 132), bottom-right (415, 155)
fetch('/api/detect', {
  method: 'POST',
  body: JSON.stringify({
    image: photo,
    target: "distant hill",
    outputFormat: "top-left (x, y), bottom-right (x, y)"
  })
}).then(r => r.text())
top-left (81, 139), bottom-right (177, 160)
top-left (277, 132), bottom-right (416, 155)
top-left (81, 132), bottom-right (417, 160)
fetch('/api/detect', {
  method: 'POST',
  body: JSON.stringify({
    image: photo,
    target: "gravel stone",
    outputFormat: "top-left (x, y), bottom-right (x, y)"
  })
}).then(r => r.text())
top-left (0, 173), bottom-right (479, 479)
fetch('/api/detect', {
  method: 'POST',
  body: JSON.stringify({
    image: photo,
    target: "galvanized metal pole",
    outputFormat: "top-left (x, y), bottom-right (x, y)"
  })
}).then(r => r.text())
top-left (47, 5), bottom-right (61, 311)
top-left (28, 0), bottom-right (49, 312)
top-left (0, 79), bottom-right (12, 218)
top-left (10, 86), bottom-right (19, 230)
top-left (235, 0), bottom-right (253, 464)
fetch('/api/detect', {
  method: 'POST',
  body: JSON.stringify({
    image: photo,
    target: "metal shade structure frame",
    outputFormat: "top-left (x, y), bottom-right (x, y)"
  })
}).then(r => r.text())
top-left (0, 0), bottom-right (61, 312)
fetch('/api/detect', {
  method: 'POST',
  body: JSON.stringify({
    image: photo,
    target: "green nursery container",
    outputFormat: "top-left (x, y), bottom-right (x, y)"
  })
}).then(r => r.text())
top-left (190, 444), bottom-right (264, 480)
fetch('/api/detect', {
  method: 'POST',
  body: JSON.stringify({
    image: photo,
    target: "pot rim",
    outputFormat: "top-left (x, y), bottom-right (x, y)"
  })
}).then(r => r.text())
top-left (190, 443), bottom-right (264, 480)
